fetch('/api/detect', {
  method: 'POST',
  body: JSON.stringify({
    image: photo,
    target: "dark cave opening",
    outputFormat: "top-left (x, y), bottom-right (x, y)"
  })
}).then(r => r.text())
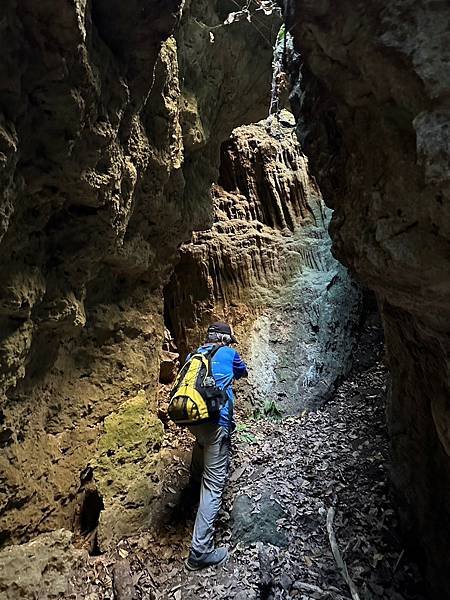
top-left (79, 488), bottom-right (104, 556)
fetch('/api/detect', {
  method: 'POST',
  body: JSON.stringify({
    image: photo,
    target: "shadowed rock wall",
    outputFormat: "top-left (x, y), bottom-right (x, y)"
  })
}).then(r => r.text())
top-left (0, 0), bottom-right (276, 549)
top-left (285, 0), bottom-right (450, 594)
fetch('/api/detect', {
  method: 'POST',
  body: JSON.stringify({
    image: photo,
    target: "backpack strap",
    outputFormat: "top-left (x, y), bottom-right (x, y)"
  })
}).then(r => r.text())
top-left (205, 344), bottom-right (228, 378)
top-left (206, 344), bottom-right (223, 360)
top-left (205, 344), bottom-right (234, 397)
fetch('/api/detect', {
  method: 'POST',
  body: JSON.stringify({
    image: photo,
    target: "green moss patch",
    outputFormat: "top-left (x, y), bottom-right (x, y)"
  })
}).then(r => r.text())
top-left (95, 391), bottom-right (164, 501)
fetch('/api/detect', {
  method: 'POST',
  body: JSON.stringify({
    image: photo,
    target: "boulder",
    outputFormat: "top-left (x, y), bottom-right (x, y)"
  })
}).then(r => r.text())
top-left (0, 529), bottom-right (85, 600)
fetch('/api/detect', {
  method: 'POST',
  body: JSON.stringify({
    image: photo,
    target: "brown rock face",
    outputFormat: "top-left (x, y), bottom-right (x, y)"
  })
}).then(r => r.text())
top-left (0, 1), bottom-right (276, 549)
top-left (286, 0), bottom-right (450, 593)
top-left (0, 0), bottom-right (185, 549)
top-left (0, 529), bottom-right (86, 599)
top-left (178, 0), bottom-right (280, 212)
top-left (166, 112), bottom-right (361, 413)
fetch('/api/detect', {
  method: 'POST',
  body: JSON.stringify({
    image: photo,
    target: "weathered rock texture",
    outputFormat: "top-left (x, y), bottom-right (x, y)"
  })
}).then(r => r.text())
top-left (0, 529), bottom-right (85, 599)
top-left (0, 0), bottom-right (276, 551)
top-left (166, 112), bottom-right (361, 413)
top-left (178, 0), bottom-right (281, 213)
top-left (285, 0), bottom-right (450, 594)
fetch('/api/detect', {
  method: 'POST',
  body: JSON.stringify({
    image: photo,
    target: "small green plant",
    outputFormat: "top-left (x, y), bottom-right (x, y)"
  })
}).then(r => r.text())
top-left (236, 422), bottom-right (249, 432)
top-left (239, 431), bottom-right (257, 444)
top-left (236, 422), bottom-right (257, 444)
top-left (263, 398), bottom-right (283, 419)
top-left (277, 24), bottom-right (286, 42)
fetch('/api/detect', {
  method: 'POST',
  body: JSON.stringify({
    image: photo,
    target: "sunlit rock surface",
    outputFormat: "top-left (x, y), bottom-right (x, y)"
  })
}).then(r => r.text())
top-left (166, 112), bottom-right (361, 413)
top-left (0, 529), bottom-right (85, 599)
top-left (286, 0), bottom-right (450, 593)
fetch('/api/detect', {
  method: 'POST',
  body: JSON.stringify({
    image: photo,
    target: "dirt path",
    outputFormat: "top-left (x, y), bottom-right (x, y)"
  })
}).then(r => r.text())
top-left (77, 349), bottom-right (426, 600)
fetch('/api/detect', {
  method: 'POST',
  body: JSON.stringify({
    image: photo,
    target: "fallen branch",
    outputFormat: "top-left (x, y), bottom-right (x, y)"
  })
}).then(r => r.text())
top-left (326, 507), bottom-right (361, 600)
top-left (293, 581), bottom-right (330, 596)
top-left (393, 549), bottom-right (405, 573)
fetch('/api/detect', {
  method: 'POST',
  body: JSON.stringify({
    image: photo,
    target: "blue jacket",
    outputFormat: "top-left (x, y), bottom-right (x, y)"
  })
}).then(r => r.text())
top-left (194, 344), bottom-right (248, 429)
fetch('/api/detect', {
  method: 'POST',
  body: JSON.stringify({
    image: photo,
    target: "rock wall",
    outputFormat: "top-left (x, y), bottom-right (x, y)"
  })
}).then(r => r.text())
top-left (178, 0), bottom-right (281, 214)
top-left (166, 112), bottom-right (362, 413)
top-left (0, 0), bottom-right (276, 550)
top-left (285, 0), bottom-right (450, 594)
top-left (0, 530), bottom-right (85, 600)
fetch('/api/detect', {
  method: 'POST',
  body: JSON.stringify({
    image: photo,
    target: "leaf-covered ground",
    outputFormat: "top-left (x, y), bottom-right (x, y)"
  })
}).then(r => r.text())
top-left (75, 330), bottom-right (426, 599)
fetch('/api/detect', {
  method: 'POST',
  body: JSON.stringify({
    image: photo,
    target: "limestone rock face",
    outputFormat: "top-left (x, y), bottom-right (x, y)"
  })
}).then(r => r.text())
top-left (166, 112), bottom-right (361, 412)
top-left (286, 0), bottom-right (450, 593)
top-left (0, 1), bottom-right (275, 549)
top-left (94, 391), bottom-right (164, 548)
top-left (178, 0), bottom-right (279, 214)
top-left (0, 0), bottom-right (185, 550)
top-left (0, 529), bottom-right (86, 599)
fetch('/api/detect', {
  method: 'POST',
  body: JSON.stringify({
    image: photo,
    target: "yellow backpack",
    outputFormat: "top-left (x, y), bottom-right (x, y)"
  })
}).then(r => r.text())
top-left (168, 346), bottom-right (227, 425)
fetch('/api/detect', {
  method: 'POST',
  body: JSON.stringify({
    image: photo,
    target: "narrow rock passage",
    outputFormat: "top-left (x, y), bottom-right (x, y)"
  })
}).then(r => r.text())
top-left (77, 326), bottom-right (426, 600)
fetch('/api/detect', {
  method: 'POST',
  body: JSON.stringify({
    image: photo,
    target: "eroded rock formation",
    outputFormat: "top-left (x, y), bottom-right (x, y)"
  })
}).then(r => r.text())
top-left (0, 529), bottom-right (85, 599)
top-left (166, 112), bottom-right (361, 413)
top-left (0, 0), bottom-right (276, 551)
top-left (285, 0), bottom-right (450, 593)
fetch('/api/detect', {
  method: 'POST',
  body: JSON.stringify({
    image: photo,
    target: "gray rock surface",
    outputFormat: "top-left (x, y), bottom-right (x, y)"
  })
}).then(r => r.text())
top-left (245, 225), bottom-right (361, 412)
top-left (286, 0), bottom-right (450, 594)
top-left (231, 493), bottom-right (288, 548)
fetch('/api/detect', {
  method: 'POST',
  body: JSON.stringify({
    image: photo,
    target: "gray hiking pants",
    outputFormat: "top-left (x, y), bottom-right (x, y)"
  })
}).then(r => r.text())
top-left (187, 423), bottom-right (230, 555)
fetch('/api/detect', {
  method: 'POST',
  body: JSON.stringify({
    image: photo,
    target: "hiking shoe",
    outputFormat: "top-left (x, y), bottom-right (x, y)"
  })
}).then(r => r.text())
top-left (185, 547), bottom-right (229, 571)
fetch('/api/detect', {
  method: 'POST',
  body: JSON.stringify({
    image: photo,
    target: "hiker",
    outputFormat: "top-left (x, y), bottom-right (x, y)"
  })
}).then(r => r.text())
top-left (168, 322), bottom-right (248, 570)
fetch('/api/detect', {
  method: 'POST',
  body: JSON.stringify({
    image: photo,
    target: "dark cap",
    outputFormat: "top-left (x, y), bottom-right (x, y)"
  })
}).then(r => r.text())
top-left (207, 322), bottom-right (237, 343)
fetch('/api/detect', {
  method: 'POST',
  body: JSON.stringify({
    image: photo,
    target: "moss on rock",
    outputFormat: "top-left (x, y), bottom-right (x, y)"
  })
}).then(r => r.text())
top-left (94, 391), bottom-right (165, 547)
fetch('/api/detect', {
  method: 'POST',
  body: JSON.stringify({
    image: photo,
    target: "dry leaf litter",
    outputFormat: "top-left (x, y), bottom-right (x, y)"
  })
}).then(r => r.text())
top-left (73, 336), bottom-right (426, 600)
